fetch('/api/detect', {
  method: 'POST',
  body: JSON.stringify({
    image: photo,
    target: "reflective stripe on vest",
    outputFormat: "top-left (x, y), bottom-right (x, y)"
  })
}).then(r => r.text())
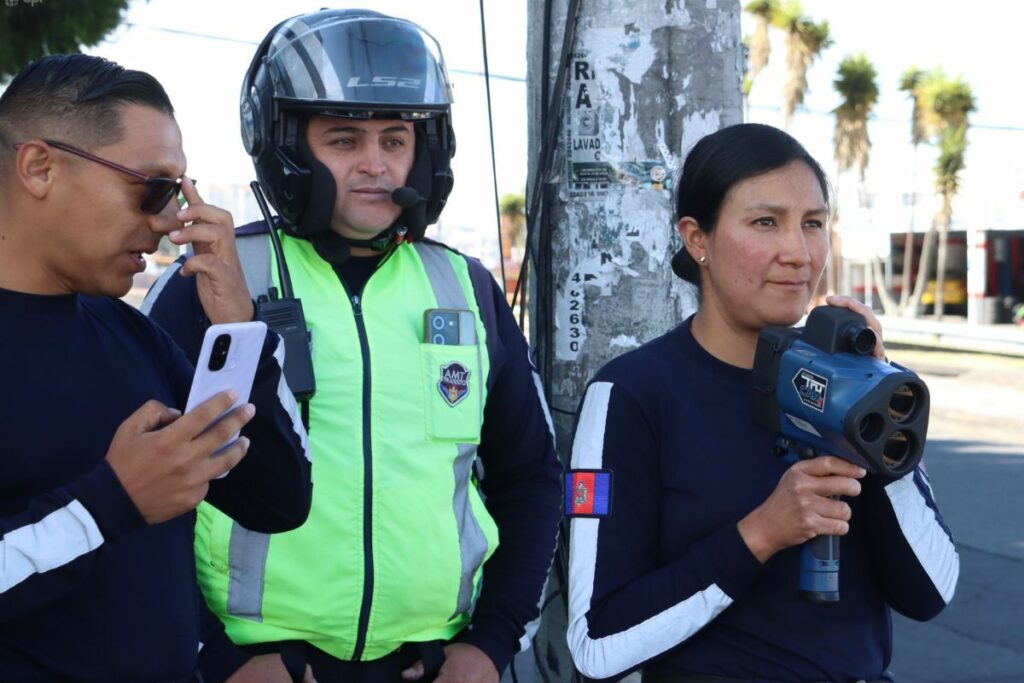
top-left (206, 231), bottom-right (294, 625)
top-left (226, 522), bottom-right (270, 621)
top-left (414, 242), bottom-right (489, 618)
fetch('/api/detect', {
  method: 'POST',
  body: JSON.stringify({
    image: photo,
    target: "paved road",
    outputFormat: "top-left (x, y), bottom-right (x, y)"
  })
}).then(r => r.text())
top-left (887, 347), bottom-right (1024, 683)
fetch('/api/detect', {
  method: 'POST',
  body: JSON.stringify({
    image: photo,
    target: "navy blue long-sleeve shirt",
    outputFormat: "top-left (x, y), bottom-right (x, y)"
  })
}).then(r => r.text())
top-left (566, 318), bottom-right (958, 682)
top-left (0, 287), bottom-right (311, 681)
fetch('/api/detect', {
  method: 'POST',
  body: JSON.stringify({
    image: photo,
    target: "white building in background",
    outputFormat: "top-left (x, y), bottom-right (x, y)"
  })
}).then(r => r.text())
top-left (204, 182), bottom-right (265, 227)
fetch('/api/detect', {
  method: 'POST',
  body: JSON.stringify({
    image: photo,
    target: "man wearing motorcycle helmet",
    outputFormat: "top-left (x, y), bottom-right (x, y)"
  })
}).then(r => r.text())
top-left (145, 10), bottom-right (560, 683)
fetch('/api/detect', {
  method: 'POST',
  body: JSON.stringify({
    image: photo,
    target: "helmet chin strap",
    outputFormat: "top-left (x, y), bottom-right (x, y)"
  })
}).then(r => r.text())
top-left (343, 185), bottom-right (426, 252)
top-left (344, 223), bottom-right (409, 252)
top-left (310, 222), bottom-right (403, 266)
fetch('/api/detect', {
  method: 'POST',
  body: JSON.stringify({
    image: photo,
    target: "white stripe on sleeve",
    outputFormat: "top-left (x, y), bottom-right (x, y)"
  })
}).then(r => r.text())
top-left (0, 500), bottom-right (104, 594)
top-left (885, 469), bottom-right (959, 604)
top-left (565, 382), bottom-right (732, 680)
top-left (139, 261), bottom-right (181, 315)
top-left (271, 332), bottom-right (310, 462)
top-left (531, 367), bottom-right (556, 448)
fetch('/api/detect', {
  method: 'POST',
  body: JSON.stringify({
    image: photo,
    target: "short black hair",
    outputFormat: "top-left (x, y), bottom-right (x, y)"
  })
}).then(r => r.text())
top-left (0, 54), bottom-right (174, 179)
top-left (671, 123), bottom-right (830, 287)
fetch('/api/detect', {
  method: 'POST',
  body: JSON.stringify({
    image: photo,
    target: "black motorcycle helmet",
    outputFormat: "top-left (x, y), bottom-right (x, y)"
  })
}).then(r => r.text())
top-left (240, 9), bottom-right (456, 244)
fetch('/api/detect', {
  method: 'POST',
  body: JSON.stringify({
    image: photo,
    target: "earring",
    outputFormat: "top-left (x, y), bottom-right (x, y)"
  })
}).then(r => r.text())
top-left (698, 255), bottom-right (707, 264)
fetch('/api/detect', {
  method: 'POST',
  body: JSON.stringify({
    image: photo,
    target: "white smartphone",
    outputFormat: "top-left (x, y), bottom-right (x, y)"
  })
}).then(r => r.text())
top-left (185, 321), bottom-right (267, 460)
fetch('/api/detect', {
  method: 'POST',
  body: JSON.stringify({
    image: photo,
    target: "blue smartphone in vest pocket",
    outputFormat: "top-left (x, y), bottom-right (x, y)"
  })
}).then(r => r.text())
top-left (423, 309), bottom-right (476, 345)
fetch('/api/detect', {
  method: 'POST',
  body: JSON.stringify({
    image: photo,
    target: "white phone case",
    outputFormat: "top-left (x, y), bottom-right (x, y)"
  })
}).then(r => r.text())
top-left (185, 321), bottom-right (267, 460)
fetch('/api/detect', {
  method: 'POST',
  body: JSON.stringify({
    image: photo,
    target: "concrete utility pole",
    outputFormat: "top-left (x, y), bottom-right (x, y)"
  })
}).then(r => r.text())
top-left (520, 1), bottom-right (743, 681)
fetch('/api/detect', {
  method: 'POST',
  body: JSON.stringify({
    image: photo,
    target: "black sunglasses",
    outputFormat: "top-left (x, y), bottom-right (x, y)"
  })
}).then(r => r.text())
top-left (13, 139), bottom-right (195, 215)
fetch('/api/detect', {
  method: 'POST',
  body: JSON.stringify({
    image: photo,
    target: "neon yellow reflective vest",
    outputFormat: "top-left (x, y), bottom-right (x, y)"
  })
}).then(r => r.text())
top-left (195, 234), bottom-right (499, 660)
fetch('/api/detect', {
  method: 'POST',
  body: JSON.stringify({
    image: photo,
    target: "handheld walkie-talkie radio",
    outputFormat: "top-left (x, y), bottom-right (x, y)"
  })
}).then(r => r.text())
top-left (250, 181), bottom-right (315, 401)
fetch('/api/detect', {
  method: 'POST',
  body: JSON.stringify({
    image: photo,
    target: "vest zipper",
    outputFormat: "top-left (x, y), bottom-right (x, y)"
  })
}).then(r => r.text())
top-left (349, 292), bottom-right (375, 661)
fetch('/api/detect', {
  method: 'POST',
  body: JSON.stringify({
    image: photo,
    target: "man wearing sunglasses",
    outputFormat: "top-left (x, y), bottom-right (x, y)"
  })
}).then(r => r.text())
top-left (0, 54), bottom-right (312, 681)
top-left (14, 138), bottom-right (195, 216)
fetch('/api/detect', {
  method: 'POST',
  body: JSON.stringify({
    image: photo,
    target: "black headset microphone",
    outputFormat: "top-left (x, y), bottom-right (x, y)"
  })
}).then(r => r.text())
top-left (391, 186), bottom-right (426, 209)
top-left (387, 186), bottom-right (427, 243)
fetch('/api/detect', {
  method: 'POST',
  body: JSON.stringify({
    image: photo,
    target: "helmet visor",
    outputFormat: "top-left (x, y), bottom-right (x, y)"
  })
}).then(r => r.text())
top-left (266, 15), bottom-right (453, 114)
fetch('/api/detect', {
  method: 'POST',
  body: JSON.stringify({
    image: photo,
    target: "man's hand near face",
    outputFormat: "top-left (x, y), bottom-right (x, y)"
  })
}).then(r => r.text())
top-left (169, 178), bottom-right (254, 324)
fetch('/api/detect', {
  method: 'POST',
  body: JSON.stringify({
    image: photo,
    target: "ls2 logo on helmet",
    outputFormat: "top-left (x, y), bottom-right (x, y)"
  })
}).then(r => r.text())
top-left (438, 362), bottom-right (470, 407)
top-left (347, 76), bottom-right (422, 89)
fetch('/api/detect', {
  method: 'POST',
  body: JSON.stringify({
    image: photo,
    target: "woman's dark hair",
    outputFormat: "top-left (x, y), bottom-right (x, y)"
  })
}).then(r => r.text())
top-left (671, 123), bottom-right (830, 286)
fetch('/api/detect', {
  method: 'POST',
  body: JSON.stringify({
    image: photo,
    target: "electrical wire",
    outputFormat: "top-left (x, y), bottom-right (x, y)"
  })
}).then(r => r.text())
top-left (478, 0), bottom-right (507, 297)
top-left (123, 22), bottom-right (527, 83)
top-left (513, 0), bottom-right (556, 334)
top-left (514, 5), bottom-right (584, 682)
top-left (513, 0), bottom-right (582, 407)
top-left (513, 0), bottom-right (558, 334)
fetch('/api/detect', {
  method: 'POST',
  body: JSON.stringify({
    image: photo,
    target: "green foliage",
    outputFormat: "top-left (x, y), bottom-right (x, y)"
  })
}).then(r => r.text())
top-left (902, 69), bottom-right (975, 145)
top-left (793, 17), bottom-right (831, 54)
top-left (934, 124), bottom-right (967, 197)
top-left (898, 66), bottom-right (925, 94)
top-left (742, 73), bottom-right (754, 96)
top-left (743, 0), bottom-right (778, 18)
top-left (770, 1), bottom-right (802, 30)
top-left (832, 53), bottom-right (878, 178)
top-left (778, 5), bottom-right (832, 125)
top-left (927, 76), bottom-right (974, 197)
top-left (743, 0), bottom-right (778, 84)
top-left (499, 191), bottom-right (525, 217)
top-left (0, 0), bottom-right (130, 83)
top-left (927, 76), bottom-right (975, 132)
top-left (898, 67), bottom-right (928, 147)
top-left (834, 53), bottom-right (878, 111)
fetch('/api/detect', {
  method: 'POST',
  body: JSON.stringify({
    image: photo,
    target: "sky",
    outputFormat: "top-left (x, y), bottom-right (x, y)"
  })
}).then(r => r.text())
top-left (6, 0), bottom-right (1021, 265)
top-left (743, 0), bottom-right (1024, 255)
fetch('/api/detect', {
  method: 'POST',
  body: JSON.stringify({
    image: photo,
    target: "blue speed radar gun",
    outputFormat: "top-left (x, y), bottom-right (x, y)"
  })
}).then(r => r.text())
top-left (752, 306), bottom-right (930, 604)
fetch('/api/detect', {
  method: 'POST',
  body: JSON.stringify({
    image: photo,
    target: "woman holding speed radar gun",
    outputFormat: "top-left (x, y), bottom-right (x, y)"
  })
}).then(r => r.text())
top-left (564, 123), bottom-right (958, 683)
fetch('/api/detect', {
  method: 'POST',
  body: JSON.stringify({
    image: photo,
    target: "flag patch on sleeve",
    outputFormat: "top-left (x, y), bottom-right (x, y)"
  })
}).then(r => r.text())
top-left (565, 469), bottom-right (613, 518)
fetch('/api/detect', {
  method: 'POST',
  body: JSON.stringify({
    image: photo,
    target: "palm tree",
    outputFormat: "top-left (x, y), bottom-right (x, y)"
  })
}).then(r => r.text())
top-left (773, 3), bottom-right (832, 129)
top-left (900, 68), bottom-right (929, 148)
top-left (742, 1), bottom-right (779, 121)
top-left (897, 67), bottom-right (927, 311)
top-left (904, 71), bottom-right (975, 319)
top-left (832, 54), bottom-right (890, 309)
top-left (925, 76), bottom-right (975, 319)
top-left (744, 0), bottom-right (778, 81)
top-left (499, 191), bottom-right (527, 302)
top-left (742, 36), bottom-right (755, 120)
top-left (833, 54), bottom-right (878, 180)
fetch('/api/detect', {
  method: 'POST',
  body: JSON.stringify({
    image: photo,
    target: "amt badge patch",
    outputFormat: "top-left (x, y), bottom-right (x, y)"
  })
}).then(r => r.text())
top-left (438, 361), bottom-right (470, 407)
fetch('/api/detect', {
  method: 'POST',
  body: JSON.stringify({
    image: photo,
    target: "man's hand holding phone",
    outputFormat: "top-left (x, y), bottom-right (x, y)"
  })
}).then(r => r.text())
top-left (105, 393), bottom-right (254, 525)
